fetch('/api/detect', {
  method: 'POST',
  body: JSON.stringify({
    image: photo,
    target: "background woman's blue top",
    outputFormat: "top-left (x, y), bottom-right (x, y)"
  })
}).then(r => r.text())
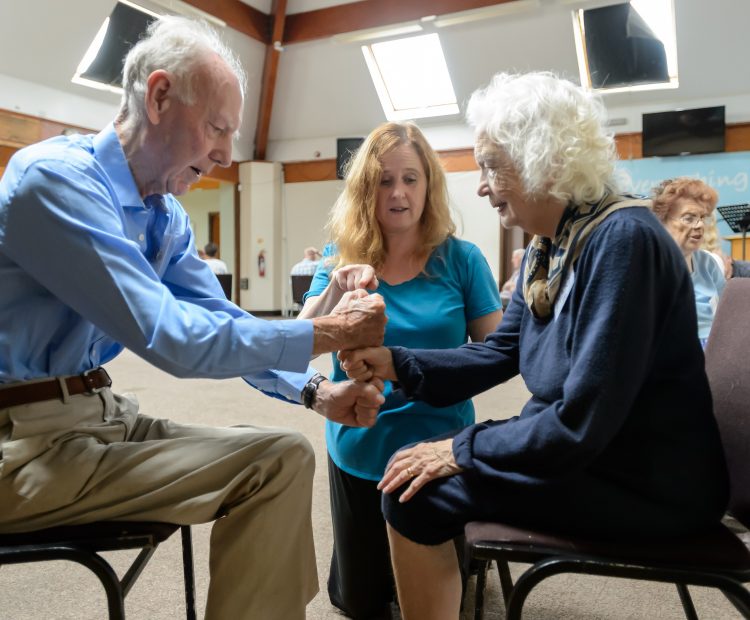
top-left (306, 236), bottom-right (502, 480)
top-left (691, 249), bottom-right (726, 341)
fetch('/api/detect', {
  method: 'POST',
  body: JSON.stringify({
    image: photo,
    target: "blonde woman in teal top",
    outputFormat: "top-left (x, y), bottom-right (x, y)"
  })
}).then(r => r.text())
top-left (298, 121), bottom-right (502, 619)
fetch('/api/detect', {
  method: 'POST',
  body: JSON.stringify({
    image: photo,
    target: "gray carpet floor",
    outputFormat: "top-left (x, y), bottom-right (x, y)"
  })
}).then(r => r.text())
top-left (0, 349), bottom-right (742, 619)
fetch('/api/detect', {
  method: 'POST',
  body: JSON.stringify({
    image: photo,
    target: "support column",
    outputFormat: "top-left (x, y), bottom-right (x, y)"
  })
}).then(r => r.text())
top-left (239, 161), bottom-right (283, 312)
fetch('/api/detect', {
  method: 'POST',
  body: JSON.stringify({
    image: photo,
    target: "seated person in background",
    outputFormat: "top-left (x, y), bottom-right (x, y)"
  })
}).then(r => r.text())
top-left (298, 121), bottom-right (502, 619)
top-left (0, 16), bottom-right (387, 620)
top-left (729, 258), bottom-right (750, 278)
top-left (291, 246), bottom-right (322, 276)
top-left (203, 241), bottom-right (228, 274)
top-left (652, 177), bottom-right (726, 346)
top-left (701, 211), bottom-right (732, 278)
top-left (500, 248), bottom-right (525, 308)
top-left (340, 72), bottom-right (728, 620)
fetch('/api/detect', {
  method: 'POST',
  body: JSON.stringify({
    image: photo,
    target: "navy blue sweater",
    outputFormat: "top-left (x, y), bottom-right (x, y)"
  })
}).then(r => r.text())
top-left (391, 207), bottom-right (728, 519)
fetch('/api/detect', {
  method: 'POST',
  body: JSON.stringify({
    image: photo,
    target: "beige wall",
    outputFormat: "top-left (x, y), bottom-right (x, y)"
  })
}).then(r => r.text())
top-left (180, 183), bottom-right (236, 302)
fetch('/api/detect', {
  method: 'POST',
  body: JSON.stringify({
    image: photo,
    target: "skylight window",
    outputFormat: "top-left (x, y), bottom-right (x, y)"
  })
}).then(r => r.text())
top-left (573, 0), bottom-right (678, 94)
top-left (73, 1), bottom-right (158, 95)
top-left (362, 33), bottom-right (459, 121)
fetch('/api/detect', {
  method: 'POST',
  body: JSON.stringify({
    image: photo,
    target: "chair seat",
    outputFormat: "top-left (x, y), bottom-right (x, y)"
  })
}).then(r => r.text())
top-left (466, 521), bottom-right (750, 572)
top-left (0, 521), bottom-right (180, 552)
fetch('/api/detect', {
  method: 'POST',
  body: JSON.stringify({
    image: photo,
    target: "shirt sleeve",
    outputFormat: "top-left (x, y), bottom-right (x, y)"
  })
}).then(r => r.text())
top-left (2, 158), bottom-right (314, 384)
top-left (394, 216), bottom-right (688, 480)
top-left (452, 217), bottom-right (683, 479)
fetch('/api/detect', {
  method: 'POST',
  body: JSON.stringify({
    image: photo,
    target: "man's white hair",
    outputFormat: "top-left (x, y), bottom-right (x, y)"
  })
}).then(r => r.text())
top-left (466, 72), bottom-right (618, 206)
top-left (118, 15), bottom-right (246, 128)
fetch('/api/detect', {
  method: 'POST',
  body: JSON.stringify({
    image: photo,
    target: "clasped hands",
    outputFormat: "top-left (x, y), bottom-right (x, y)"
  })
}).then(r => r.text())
top-left (330, 265), bottom-right (463, 502)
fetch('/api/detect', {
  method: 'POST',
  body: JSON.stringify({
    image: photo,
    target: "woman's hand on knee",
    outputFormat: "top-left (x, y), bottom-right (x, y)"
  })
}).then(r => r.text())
top-left (378, 438), bottom-right (463, 503)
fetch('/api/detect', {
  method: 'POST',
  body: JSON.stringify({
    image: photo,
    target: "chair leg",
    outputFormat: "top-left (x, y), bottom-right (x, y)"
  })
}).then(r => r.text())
top-left (676, 583), bottom-right (699, 620)
top-left (52, 548), bottom-right (126, 620)
top-left (497, 559), bottom-right (514, 606)
top-left (721, 588), bottom-right (750, 619)
top-left (121, 547), bottom-right (158, 596)
top-left (181, 526), bottom-right (197, 620)
top-left (473, 560), bottom-right (489, 620)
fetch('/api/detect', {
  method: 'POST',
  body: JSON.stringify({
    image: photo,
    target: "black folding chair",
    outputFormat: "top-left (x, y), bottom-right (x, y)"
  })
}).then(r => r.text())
top-left (466, 278), bottom-right (750, 620)
top-left (0, 521), bottom-right (196, 619)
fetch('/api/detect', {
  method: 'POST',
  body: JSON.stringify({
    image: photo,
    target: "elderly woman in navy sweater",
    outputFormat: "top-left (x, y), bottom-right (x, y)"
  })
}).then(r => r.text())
top-left (340, 72), bottom-right (729, 620)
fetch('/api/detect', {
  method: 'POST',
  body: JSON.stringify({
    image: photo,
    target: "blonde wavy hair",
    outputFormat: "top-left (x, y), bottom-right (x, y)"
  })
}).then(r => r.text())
top-left (327, 122), bottom-right (455, 270)
top-left (466, 71), bottom-right (618, 205)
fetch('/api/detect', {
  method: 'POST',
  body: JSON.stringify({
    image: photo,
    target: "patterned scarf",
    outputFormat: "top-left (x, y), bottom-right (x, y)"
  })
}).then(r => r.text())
top-left (522, 193), bottom-right (650, 319)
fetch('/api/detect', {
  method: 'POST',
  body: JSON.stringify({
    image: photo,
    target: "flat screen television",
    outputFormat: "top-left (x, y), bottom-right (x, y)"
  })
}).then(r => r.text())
top-left (336, 138), bottom-right (364, 179)
top-left (641, 106), bottom-right (725, 157)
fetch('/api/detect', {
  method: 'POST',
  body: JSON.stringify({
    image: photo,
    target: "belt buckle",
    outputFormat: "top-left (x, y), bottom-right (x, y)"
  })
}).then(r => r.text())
top-left (81, 367), bottom-right (112, 392)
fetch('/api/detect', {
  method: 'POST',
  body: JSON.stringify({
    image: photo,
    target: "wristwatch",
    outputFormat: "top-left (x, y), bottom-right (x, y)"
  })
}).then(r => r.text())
top-left (302, 373), bottom-right (327, 409)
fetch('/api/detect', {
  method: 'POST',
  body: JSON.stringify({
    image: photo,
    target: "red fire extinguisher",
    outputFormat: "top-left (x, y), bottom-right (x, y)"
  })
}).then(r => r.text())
top-left (257, 250), bottom-right (266, 277)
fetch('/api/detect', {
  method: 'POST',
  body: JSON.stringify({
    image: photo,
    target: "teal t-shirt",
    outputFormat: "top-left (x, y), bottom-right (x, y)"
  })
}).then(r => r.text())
top-left (306, 236), bottom-right (502, 480)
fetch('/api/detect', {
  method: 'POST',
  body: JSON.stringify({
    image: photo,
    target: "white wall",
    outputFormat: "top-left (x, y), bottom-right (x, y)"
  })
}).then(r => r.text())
top-left (180, 183), bottom-right (236, 292)
top-left (0, 74), bottom-right (117, 131)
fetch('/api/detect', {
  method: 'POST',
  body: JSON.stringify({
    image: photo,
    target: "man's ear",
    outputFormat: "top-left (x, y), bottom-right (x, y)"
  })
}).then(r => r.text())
top-left (144, 70), bottom-right (173, 125)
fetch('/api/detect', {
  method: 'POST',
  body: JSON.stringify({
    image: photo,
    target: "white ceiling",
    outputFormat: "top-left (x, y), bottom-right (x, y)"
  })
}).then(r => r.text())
top-left (1, 0), bottom-right (749, 163)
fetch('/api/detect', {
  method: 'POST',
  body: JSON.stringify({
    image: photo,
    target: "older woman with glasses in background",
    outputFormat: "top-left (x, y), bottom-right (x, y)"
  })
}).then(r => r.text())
top-left (652, 177), bottom-right (726, 345)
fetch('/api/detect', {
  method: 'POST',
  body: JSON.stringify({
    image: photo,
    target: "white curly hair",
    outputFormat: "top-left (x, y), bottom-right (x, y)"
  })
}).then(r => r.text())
top-left (466, 72), bottom-right (619, 205)
top-left (118, 15), bottom-right (246, 129)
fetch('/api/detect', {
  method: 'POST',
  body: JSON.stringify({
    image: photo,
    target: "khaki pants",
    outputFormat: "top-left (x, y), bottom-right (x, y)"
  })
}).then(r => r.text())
top-left (0, 384), bottom-right (318, 619)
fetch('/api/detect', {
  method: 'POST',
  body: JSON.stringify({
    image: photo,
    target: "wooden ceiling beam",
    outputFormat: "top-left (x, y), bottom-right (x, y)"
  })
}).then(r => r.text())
top-left (181, 0), bottom-right (271, 44)
top-left (254, 0), bottom-right (288, 160)
top-left (283, 0), bottom-right (520, 44)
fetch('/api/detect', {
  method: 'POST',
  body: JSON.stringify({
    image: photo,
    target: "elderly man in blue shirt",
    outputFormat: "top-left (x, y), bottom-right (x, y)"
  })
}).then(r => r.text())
top-left (0, 16), bottom-right (386, 620)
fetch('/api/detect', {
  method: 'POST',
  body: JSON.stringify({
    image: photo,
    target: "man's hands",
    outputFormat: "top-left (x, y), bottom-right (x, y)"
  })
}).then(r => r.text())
top-left (313, 378), bottom-right (385, 427)
top-left (312, 290), bottom-right (387, 355)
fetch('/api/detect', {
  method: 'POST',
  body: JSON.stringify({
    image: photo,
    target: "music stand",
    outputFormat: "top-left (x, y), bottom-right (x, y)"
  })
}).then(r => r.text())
top-left (717, 203), bottom-right (750, 260)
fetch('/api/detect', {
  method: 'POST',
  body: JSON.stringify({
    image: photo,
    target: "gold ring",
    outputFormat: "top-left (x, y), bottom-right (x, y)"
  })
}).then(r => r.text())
top-left (406, 466), bottom-right (413, 477)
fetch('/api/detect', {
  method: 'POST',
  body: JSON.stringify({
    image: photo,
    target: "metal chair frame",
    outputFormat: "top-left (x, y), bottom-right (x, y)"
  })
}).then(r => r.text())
top-left (0, 522), bottom-right (196, 620)
top-left (469, 536), bottom-right (750, 620)
top-left (467, 279), bottom-right (750, 620)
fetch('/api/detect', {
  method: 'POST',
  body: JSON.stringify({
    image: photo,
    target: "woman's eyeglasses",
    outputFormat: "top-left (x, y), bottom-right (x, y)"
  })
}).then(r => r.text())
top-left (675, 213), bottom-right (713, 228)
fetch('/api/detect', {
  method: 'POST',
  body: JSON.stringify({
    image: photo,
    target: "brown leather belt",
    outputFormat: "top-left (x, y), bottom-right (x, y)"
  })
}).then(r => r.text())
top-left (0, 368), bottom-right (112, 410)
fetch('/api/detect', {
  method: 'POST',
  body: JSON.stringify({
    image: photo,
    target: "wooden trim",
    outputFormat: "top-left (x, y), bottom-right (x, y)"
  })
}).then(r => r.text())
top-left (284, 0), bottom-right (519, 44)
top-left (1, 145), bottom-right (16, 168)
top-left (254, 0), bottom-right (288, 160)
top-left (0, 108), bottom-right (92, 149)
top-left (181, 0), bottom-right (270, 44)
top-left (439, 148), bottom-right (477, 173)
top-left (284, 159), bottom-right (338, 183)
top-left (283, 124), bottom-right (750, 182)
top-left (725, 122), bottom-right (750, 153)
top-left (0, 108), bottom-right (239, 184)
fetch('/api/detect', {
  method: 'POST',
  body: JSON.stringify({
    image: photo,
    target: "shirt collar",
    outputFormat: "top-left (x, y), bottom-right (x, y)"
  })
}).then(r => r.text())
top-left (92, 123), bottom-right (145, 209)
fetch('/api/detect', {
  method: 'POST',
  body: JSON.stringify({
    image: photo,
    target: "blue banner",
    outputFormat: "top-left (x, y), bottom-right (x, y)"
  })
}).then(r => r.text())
top-left (617, 151), bottom-right (750, 252)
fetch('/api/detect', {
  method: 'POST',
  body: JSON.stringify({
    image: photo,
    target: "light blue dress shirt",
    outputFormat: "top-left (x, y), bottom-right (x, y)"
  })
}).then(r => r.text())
top-left (0, 124), bottom-right (315, 402)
